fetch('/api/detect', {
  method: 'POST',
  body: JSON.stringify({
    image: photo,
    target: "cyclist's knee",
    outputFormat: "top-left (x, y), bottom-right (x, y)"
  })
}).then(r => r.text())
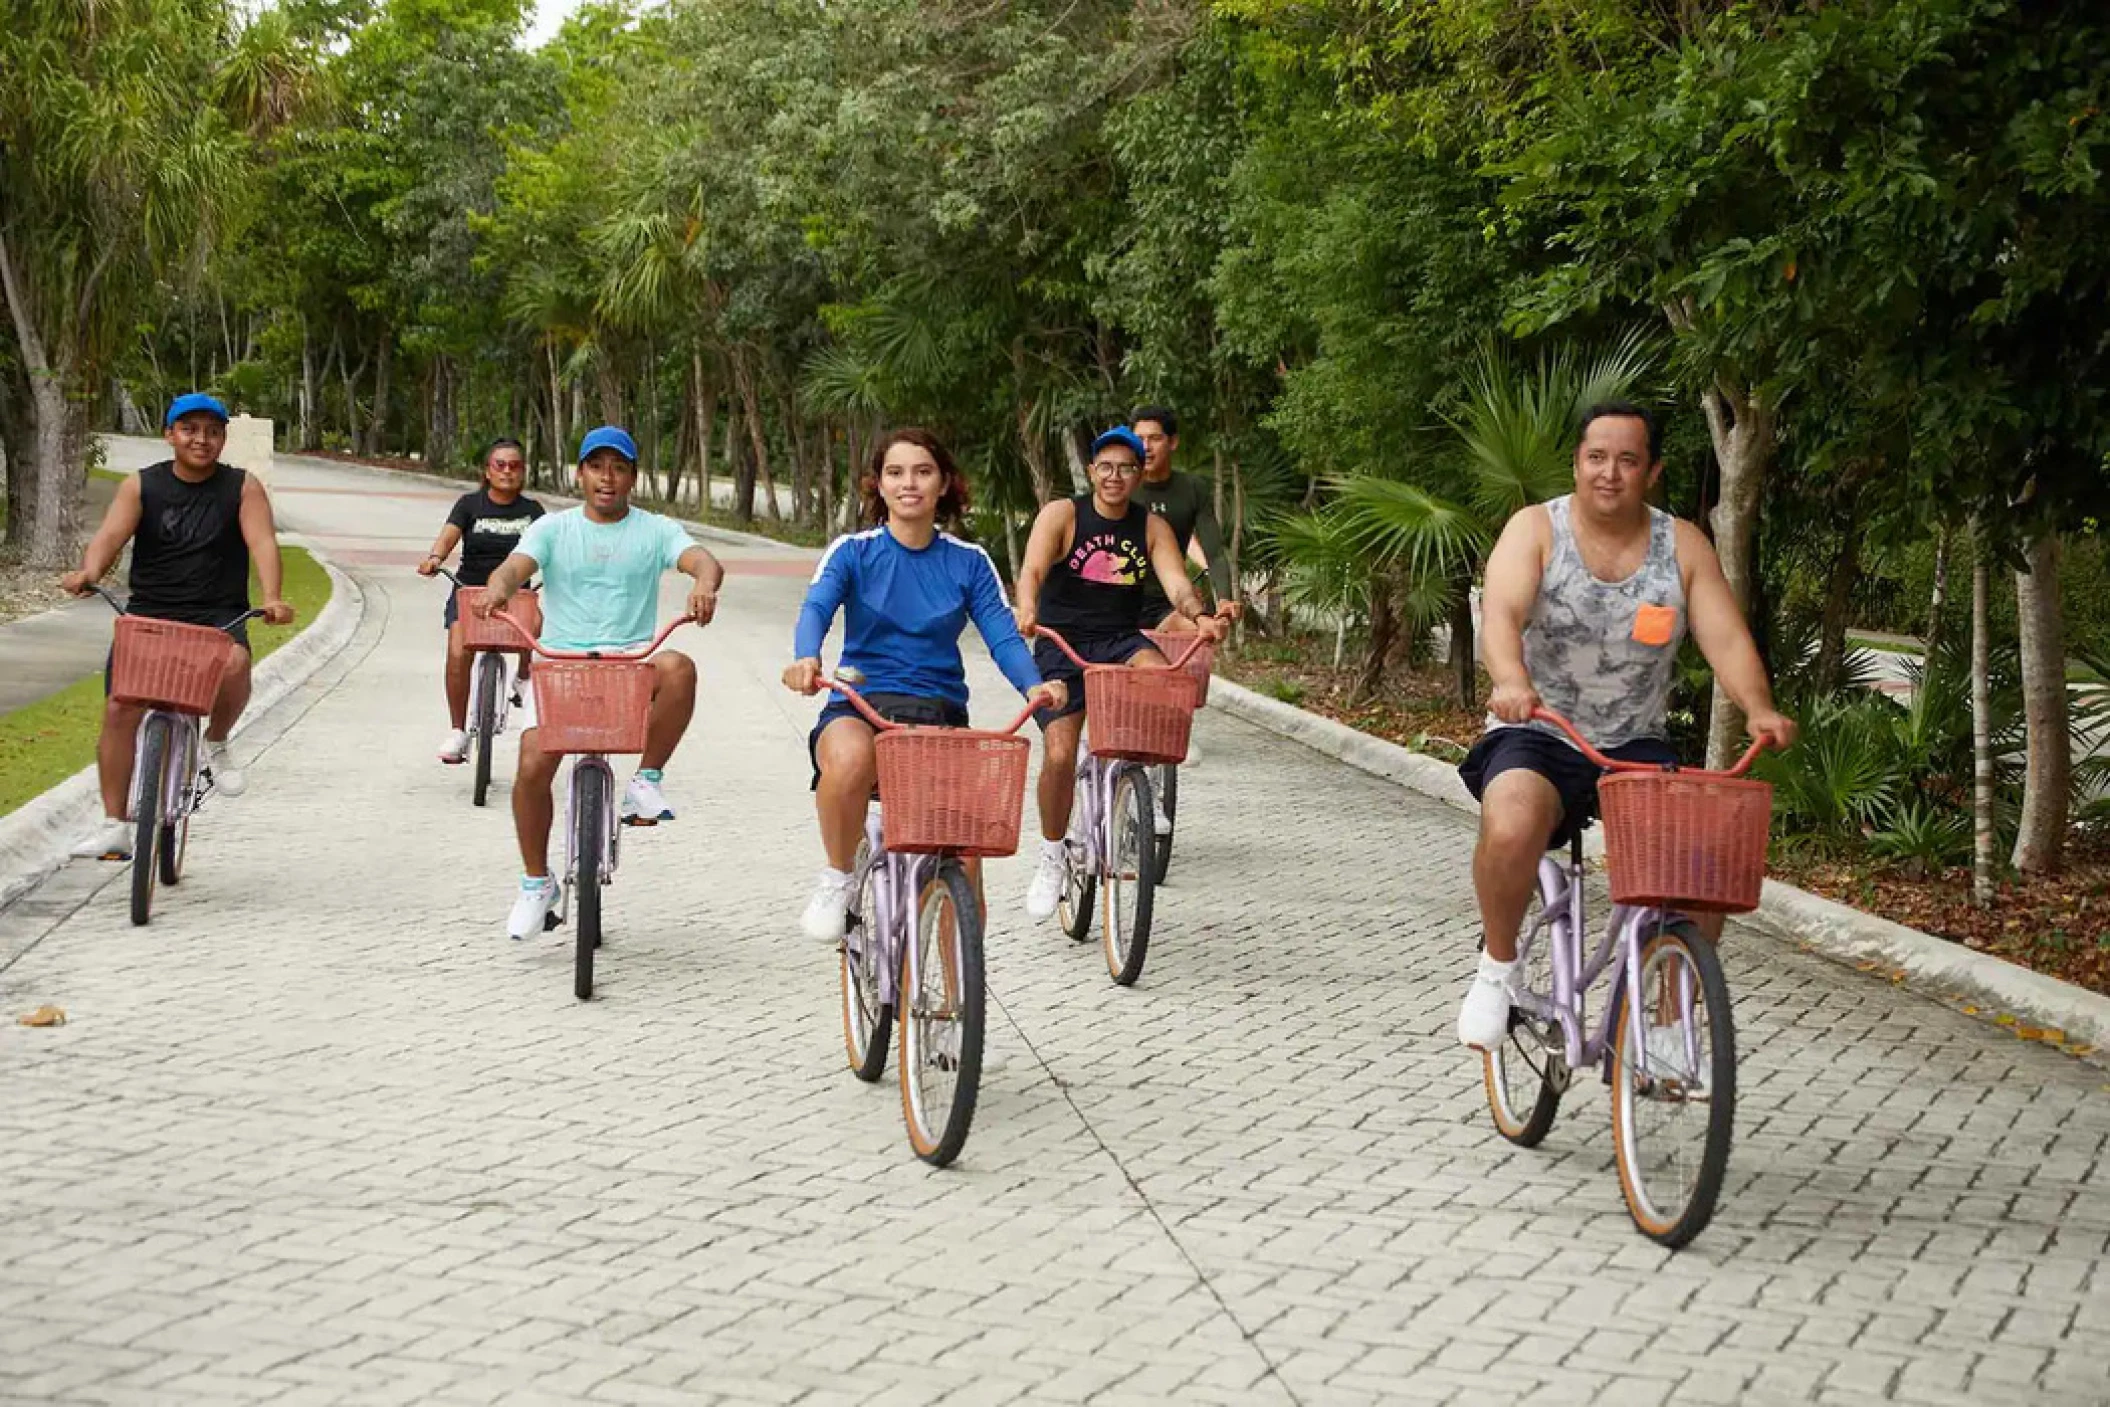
top-left (1478, 785), bottom-right (1558, 854)
top-left (654, 651), bottom-right (697, 690)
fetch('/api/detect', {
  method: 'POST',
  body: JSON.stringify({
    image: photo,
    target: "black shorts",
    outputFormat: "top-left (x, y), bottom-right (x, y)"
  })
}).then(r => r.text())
top-left (1031, 631), bottom-right (1155, 727)
top-left (808, 693), bottom-right (968, 790)
top-left (1459, 725), bottom-right (1677, 851)
top-left (443, 587), bottom-right (462, 629)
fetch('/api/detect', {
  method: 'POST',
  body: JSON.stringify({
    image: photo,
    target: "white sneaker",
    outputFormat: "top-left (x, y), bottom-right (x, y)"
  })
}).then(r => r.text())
top-left (204, 740), bottom-right (245, 798)
top-left (438, 729), bottom-right (470, 764)
top-left (620, 772), bottom-right (674, 825)
top-left (1152, 792), bottom-right (1173, 837)
top-left (70, 817), bottom-right (133, 861)
top-left (507, 875), bottom-right (563, 940)
top-left (1457, 955), bottom-right (1517, 1050)
top-left (801, 868), bottom-right (856, 943)
top-left (1024, 842), bottom-right (1067, 921)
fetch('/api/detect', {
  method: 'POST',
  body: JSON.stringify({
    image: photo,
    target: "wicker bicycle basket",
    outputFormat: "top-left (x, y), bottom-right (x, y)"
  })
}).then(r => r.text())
top-left (456, 587), bottom-right (541, 652)
top-left (1084, 665), bottom-right (1201, 764)
top-left (109, 616), bottom-right (233, 715)
top-left (1596, 770), bottom-right (1774, 914)
top-left (532, 660), bottom-right (655, 754)
top-left (1141, 629), bottom-right (1214, 707)
top-left (873, 728), bottom-right (1031, 856)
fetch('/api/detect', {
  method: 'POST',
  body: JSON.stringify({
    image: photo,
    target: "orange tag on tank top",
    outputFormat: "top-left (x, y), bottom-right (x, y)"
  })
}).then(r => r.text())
top-left (1631, 602), bottom-right (1676, 647)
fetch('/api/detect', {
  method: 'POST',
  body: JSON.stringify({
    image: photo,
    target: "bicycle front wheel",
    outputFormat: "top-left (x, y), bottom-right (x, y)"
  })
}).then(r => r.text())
top-left (573, 764), bottom-right (605, 1000)
top-left (130, 715), bottom-right (171, 926)
top-left (158, 725), bottom-right (193, 889)
top-left (841, 840), bottom-right (892, 1082)
top-left (1102, 767), bottom-right (1155, 986)
top-left (1610, 920), bottom-right (1736, 1249)
top-left (1151, 764), bottom-right (1177, 884)
top-left (472, 653), bottom-right (501, 807)
top-left (1483, 892), bottom-right (1566, 1147)
top-left (1058, 783), bottom-right (1095, 943)
top-left (898, 859), bottom-right (984, 1167)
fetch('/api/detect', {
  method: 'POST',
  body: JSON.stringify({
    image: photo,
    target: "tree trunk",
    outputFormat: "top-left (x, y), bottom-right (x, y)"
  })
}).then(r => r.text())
top-left (366, 330), bottom-right (392, 457)
top-left (818, 421), bottom-right (836, 534)
top-left (731, 349), bottom-right (773, 524)
top-left (1353, 582), bottom-right (1398, 704)
top-left (1697, 379), bottom-right (1776, 767)
top-left (546, 342), bottom-right (568, 490)
top-left (1923, 519), bottom-right (1951, 671)
top-left (593, 353), bottom-right (624, 425)
top-left (1812, 526), bottom-right (1860, 695)
top-left (1228, 451), bottom-right (1247, 648)
top-left (298, 318), bottom-right (319, 451)
top-left (424, 355), bottom-right (457, 473)
top-left (689, 349), bottom-right (713, 513)
top-left (23, 376), bottom-right (91, 568)
top-left (1971, 530), bottom-right (1996, 907)
top-left (1061, 423), bottom-right (1091, 495)
top-left (1447, 571), bottom-right (1477, 709)
top-left (2011, 530), bottom-right (2070, 875)
top-left (1019, 398), bottom-right (1056, 504)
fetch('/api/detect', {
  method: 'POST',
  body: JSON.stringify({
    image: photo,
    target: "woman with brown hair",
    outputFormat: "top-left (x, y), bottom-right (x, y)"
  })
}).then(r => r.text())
top-left (783, 428), bottom-right (1065, 941)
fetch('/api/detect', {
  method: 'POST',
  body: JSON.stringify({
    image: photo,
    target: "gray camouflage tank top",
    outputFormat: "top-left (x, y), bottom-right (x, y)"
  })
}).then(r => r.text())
top-left (1503, 495), bottom-right (1685, 749)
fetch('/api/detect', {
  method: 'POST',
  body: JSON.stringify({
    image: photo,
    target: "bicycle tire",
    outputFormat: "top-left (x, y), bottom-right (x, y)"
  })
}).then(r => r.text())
top-left (1103, 767), bottom-right (1155, 986)
top-left (1482, 891), bottom-right (1565, 1148)
top-left (157, 725), bottom-right (192, 888)
top-left (130, 715), bottom-right (170, 926)
top-left (841, 840), bottom-right (892, 1082)
top-left (1151, 764), bottom-right (1177, 884)
top-left (573, 764), bottom-right (604, 1000)
top-left (898, 859), bottom-right (984, 1167)
top-left (472, 653), bottom-right (501, 807)
top-left (1610, 921), bottom-right (1736, 1249)
top-left (1058, 782), bottom-right (1095, 942)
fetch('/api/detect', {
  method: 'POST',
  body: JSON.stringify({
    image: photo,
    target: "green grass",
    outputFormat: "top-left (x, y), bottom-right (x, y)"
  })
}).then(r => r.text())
top-left (0, 546), bottom-right (332, 817)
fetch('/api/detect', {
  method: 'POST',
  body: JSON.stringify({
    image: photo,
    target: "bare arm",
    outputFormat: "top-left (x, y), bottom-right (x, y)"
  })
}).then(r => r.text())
top-left (237, 475), bottom-right (292, 623)
top-left (477, 551), bottom-right (540, 614)
top-left (419, 523), bottom-right (464, 575)
top-left (676, 544), bottom-right (724, 624)
top-left (1147, 514), bottom-right (1208, 623)
top-left (1481, 506), bottom-right (1550, 722)
top-left (62, 475), bottom-right (144, 592)
top-left (1677, 520), bottom-right (1795, 747)
top-left (1012, 500), bottom-right (1075, 636)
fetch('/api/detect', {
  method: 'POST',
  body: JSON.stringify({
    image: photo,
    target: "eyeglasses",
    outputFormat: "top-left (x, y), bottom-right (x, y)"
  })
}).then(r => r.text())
top-left (1091, 460), bottom-right (1141, 479)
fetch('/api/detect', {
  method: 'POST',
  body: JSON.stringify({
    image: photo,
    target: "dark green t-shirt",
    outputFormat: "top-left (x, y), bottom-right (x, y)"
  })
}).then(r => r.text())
top-left (1134, 470), bottom-right (1231, 621)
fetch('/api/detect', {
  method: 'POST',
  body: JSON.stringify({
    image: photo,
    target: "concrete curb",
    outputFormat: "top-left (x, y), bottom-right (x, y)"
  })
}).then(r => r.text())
top-left (0, 553), bottom-right (366, 911)
top-left (1207, 672), bottom-right (2110, 1055)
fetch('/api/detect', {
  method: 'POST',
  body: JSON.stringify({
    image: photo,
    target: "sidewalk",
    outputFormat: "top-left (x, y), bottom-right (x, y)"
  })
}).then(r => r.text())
top-left (0, 598), bottom-right (111, 713)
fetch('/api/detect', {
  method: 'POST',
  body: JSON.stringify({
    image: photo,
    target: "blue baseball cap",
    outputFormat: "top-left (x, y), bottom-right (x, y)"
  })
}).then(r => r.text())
top-left (578, 426), bottom-right (638, 465)
top-left (1090, 426), bottom-right (1146, 462)
top-left (164, 393), bottom-right (229, 428)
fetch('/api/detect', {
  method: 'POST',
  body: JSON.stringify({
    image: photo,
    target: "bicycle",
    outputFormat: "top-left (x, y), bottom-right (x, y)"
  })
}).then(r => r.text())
top-left (1032, 626), bottom-right (1205, 987)
top-left (434, 566), bottom-right (539, 807)
top-left (494, 609), bottom-right (691, 1001)
top-left (1482, 706), bottom-right (1774, 1248)
top-left (1139, 627), bottom-right (1215, 884)
top-left (826, 673), bottom-right (1036, 1167)
top-left (89, 587), bottom-right (263, 926)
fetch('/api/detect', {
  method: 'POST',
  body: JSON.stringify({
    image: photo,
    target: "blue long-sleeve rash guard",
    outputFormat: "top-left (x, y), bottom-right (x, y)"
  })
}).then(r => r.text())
top-left (793, 527), bottom-right (1042, 706)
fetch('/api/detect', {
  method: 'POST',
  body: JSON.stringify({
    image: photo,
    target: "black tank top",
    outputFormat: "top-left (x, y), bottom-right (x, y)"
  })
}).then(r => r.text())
top-left (130, 462), bottom-right (251, 620)
top-left (1037, 493), bottom-right (1151, 639)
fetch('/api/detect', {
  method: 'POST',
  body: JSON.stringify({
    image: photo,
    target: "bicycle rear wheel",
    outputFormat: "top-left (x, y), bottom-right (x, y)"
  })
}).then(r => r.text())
top-left (899, 859), bottom-right (984, 1167)
top-left (158, 725), bottom-right (193, 888)
top-left (1610, 920), bottom-right (1735, 1249)
top-left (1151, 764), bottom-right (1177, 884)
top-left (1103, 767), bottom-right (1155, 986)
top-left (130, 715), bottom-right (171, 926)
top-left (573, 764), bottom-right (605, 1000)
top-left (472, 653), bottom-right (502, 807)
top-left (841, 840), bottom-right (892, 1082)
top-left (1483, 892), bottom-right (1565, 1147)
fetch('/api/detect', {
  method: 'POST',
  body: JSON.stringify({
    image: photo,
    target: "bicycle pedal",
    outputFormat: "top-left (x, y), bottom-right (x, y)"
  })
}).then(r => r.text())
top-left (620, 815), bottom-right (660, 828)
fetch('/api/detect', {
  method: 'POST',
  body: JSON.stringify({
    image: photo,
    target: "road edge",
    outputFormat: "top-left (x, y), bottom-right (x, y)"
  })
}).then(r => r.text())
top-left (1208, 672), bottom-right (2110, 1056)
top-left (0, 553), bottom-right (366, 911)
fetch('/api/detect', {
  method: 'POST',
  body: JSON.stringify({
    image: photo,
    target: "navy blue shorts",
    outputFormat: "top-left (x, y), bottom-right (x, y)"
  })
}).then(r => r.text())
top-left (1031, 631), bottom-right (1154, 728)
top-left (1459, 726), bottom-right (1677, 851)
top-left (809, 693), bottom-right (967, 790)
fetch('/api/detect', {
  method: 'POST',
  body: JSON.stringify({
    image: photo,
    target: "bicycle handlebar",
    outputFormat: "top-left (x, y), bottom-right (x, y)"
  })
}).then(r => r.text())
top-left (1529, 706), bottom-right (1767, 778)
top-left (1030, 623), bottom-right (1210, 671)
top-left (823, 677), bottom-right (1039, 736)
top-left (86, 584), bottom-right (264, 635)
top-left (491, 608), bottom-right (692, 660)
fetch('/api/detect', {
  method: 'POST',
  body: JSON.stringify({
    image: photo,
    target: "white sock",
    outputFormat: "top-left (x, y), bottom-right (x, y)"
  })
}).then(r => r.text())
top-left (820, 865), bottom-right (851, 885)
top-left (1041, 838), bottom-right (1066, 860)
top-left (1477, 953), bottom-right (1517, 984)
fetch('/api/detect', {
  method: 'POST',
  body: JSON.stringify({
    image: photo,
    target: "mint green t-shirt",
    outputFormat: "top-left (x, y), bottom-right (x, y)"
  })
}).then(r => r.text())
top-left (515, 506), bottom-right (692, 651)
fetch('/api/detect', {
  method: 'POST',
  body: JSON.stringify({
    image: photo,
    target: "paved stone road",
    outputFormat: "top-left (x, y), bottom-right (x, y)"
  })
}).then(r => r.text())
top-left (3, 453), bottom-right (2108, 1407)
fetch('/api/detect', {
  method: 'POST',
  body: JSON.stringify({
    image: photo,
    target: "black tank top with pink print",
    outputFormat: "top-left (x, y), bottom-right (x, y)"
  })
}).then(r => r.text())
top-left (1037, 493), bottom-right (1152, 641)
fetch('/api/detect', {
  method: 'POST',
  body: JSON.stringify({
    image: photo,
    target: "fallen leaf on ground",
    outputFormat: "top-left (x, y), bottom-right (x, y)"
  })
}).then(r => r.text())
top-left (17, 1005), bottom-right (66, 1027)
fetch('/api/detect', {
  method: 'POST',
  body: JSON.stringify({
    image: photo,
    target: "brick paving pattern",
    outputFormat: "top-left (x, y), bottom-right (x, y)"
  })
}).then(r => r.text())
top-left (2, 454), bottom-right (2106, 1405)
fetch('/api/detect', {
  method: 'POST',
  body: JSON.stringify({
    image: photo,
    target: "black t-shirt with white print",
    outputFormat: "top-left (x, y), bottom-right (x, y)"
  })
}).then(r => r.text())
top-left (446, 489), bottom-right (545, 585)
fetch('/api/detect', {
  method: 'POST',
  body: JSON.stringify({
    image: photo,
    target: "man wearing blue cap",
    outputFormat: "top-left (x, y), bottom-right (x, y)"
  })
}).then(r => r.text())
top-left (475, 426), bottom-right (726, 940)
top-left (61, 393), bottom-right (294, 860)
top-left (1011, 425), bottom-right (1226, 921)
